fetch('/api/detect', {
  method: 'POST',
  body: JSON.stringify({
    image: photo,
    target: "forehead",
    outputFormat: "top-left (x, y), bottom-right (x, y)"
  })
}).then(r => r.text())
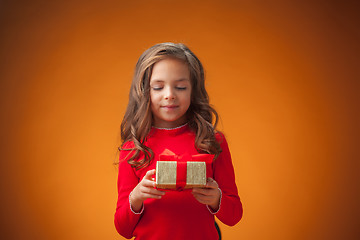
top-left (150, 58), bottom-right (190, 82)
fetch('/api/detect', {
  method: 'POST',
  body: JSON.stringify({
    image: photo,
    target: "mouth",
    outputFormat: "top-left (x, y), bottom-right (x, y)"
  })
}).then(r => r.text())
top-left (161, 105), bottom-right (179, 109)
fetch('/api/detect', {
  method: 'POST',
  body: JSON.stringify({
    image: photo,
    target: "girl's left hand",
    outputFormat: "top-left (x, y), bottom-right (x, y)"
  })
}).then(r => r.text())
top-left (192, 178), bottom-right (221, 211)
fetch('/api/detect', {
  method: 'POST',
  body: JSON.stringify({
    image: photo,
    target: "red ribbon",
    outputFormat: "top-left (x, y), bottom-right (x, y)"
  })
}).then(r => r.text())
top-left (158, 149), bottom-right (214, 190)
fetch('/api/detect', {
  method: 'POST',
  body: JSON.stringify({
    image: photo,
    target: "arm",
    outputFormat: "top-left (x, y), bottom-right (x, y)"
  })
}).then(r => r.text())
top-left (114, 143), bottom-right (165, 238)
top-left (191, 133), bottom-right (243, 226)
top-left (212, 132), bottom-right (243, 226)
top-left (114, 148), bottom-right (142, 239)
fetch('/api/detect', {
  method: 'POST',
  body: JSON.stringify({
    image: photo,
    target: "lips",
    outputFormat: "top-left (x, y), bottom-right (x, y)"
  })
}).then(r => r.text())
top-left (161, 105), bottom-right (179, 109)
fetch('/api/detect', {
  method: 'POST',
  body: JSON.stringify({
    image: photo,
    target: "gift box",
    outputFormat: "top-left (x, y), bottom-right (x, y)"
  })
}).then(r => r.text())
top-left (155, 149), bottom-right (214, 190)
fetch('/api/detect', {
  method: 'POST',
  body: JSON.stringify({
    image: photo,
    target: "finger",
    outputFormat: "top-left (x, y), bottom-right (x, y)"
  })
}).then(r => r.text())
top-left (192, 192), bottom-right (213, 204)
top-left (141, 193), bottom-right (163, 200)
top-left (192, 187), bottom-right (209, 195)
top-left (192, 189), bottom-right (216, 199)
top-left (192, 192), bottom-right (213, 200)
top-left (205, 178), bottom-right (218, 188)
top-left (140, 185), bottom-right (166, 196)
top-left (192, 187), bottom-right (217, 196)
top-left (144, 169), bottom-right (156, 180)
top-left (192, 187), bottom-right (207, 195)
top-left (142, 179), bottom-right (157, 188)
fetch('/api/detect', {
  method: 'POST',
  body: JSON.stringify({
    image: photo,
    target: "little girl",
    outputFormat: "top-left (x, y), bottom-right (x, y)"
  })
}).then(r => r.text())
top-left (114, 42), bottom-right (242, 240)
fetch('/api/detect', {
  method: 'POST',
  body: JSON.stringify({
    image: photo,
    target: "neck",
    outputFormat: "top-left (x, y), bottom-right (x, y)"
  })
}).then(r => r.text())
top-left (152, 122), bottom-right (188, 130)
top-left (152, 115), bottom-right (188, 129)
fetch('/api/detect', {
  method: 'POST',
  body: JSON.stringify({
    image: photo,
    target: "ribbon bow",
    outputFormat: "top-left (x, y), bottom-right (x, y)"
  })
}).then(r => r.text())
top-left (158, 149), bottom-right (214, 190)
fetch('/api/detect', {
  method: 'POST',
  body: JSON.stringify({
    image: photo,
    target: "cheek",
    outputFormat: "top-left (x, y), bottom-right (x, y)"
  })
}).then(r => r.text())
top-left (186, 90), bottom-right (192, 104)
top-left (150, 92), bottom-right (163, 108)
top-left (149, 92), bottom-right (157, 104)
top-left (186, 94), bottom-right (191, 105)
top-left (181, 92), bottom-right (192, 109)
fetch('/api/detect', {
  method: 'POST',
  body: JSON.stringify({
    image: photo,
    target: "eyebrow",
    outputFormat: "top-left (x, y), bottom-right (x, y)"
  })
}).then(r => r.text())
top-left (150, 78), bottom-right (189, 83)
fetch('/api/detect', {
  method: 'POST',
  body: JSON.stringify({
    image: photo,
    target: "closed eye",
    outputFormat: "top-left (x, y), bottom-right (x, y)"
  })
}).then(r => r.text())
top-left (152, 87), bottom-right (163, 91)
top-left (175, 87), bottom-right (187, 90)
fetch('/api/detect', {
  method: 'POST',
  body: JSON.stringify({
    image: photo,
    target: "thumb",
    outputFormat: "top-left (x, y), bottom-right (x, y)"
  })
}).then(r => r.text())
top-left (206, 178), bottom-right (218, 188)
top-left (144, 169), bottom-right (156, 180)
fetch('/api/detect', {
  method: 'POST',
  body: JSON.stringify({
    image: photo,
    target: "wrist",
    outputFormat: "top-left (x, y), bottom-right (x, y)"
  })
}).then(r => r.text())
top-left (129, 191), bottom-right (144, 213)
top-left (208, 196), bottom-right (220, 211)
top-left (207, 188), bottom-right (222, 214)
top-left (209, 201), bottom-right (220, 211)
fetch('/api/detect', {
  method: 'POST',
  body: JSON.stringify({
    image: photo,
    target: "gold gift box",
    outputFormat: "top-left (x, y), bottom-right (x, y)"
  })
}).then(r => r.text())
top-left (155, 161), bottom-right (207, 189)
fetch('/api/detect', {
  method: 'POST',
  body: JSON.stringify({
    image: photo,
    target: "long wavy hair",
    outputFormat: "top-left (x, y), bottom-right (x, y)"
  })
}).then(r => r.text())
top-left (120, 42), bottom-right (222, 169)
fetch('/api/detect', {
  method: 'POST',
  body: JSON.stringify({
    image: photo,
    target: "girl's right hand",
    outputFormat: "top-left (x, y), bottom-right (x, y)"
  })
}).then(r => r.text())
top-left (130, 169), bottom-right (165, 212)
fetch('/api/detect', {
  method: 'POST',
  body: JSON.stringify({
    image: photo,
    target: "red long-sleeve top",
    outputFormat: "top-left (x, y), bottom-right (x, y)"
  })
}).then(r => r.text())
top-left (114, 124), bottom-right (242, 239)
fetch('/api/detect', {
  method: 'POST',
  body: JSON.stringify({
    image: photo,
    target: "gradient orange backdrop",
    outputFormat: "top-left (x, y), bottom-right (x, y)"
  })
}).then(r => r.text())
top-left (0, 0), bottom-right (359, 239)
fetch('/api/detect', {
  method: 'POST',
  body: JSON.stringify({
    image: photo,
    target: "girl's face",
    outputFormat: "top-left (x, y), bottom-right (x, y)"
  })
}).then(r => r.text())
top-left (149, 58), bottom-right (192, 128)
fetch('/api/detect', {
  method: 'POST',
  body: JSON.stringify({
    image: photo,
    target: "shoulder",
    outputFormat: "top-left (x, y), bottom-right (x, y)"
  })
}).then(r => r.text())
top-left (215, 131), bottom-right (227, 144)
top-left (118, 140), bottom-right (136, 163)
top-left (121, 140), bottom-right (135, 149)
top-left (215, 131), bottom-right (231, 153)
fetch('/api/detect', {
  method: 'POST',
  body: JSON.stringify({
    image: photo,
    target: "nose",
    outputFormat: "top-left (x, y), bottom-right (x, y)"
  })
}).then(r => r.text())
top-left (164, 86), bottom-right (175, 100)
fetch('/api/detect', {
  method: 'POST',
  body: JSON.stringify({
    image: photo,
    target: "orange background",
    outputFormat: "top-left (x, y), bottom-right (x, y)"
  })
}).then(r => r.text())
top-left (0, 0), bottom-right (359, 239)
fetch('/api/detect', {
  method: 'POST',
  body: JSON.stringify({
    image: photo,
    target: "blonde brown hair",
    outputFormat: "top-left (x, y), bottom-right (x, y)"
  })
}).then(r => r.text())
top-left (120, 42), bottom-right (222, 169)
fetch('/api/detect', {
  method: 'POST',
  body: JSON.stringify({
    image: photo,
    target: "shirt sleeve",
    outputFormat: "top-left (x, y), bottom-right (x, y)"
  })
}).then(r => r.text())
top-left (212, 132), bottom-right (243, 226)
top-left (114, 142), bottom-right (142, 239)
